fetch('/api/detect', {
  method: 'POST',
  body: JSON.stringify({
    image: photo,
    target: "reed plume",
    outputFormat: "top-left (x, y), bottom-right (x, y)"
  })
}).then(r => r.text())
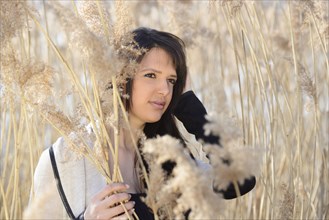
top-left (297, 62), bottom-right (316, 101)
top-left (77, 1), bottom-right (111, 39)
top-left (278, 183), bottom-right (295, 220)
top-left (0, 1), bottom-right (28, 44)
top-left (112, 0), bottom-right (134, 50)
top-left (221, 0), bottom-right (244, 17)
top-left (203, 112), bottom-right (262, 190)
top-left (48, 1), bottom-right (115, 82)
top-left (142, 135), bottom-right (224, 219)
top-left (1, 49), bottom-right (59, 128)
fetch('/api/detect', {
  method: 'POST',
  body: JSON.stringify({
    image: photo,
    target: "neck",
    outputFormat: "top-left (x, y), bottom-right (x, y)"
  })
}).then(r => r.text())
top-left (120, 126), bottom-right (143, 151)
top-left (118, 115), bottom-right (145, 150)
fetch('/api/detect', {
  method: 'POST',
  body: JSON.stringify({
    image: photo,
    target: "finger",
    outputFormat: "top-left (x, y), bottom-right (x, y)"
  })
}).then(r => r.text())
top-left (102, 201), bottom-right (135, 219)
top-left (101, 192), bottom-right (131, 209)
top-left (93, 183), bottom-right (129, 201)
top-left (111, 208), bottom-right (135, 220)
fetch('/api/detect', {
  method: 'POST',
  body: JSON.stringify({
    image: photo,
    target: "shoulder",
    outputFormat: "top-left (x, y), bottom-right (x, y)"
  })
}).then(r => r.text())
top-left (47, 126), bottom-right (97, 162)
top-left (33, 147), bottom-right (53, 185)
top-left (33, 135), bottom-right (87, 189)
top-left (52, 135), bottom-right (88, 163)
top-left (33, 137), bottom-right (69, 189)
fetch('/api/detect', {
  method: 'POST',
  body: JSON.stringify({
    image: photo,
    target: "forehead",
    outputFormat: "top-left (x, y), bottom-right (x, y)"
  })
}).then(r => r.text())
top-left (139, 48), bottom-right (175, 72)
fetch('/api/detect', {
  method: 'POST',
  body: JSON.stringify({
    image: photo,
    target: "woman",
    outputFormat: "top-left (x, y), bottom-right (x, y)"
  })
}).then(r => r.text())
top-left (31, 27), bottom-right (256, 220)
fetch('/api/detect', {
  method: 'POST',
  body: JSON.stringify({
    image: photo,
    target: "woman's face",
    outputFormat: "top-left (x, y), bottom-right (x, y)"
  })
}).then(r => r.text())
top-left (129, 47), bottom-right (177, 129)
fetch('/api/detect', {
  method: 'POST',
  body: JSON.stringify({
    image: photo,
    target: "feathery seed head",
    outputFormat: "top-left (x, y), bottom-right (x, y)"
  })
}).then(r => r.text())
top-left (142, 135), bottom-right (224, 219)
top-left (0, 1), bottom-right (28, 44)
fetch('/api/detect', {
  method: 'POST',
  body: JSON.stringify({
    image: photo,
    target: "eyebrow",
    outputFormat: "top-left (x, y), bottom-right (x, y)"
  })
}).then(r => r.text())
top-left (140, 68), bottom-right (177, 78)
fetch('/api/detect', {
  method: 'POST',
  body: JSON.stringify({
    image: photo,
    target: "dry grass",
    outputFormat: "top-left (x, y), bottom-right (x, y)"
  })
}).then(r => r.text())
top-left (1, 0), bottom-right (328, 219)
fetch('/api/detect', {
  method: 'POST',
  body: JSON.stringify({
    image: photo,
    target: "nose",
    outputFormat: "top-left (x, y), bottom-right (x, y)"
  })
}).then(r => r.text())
top-left (157, 79), bottom-right (170, 96)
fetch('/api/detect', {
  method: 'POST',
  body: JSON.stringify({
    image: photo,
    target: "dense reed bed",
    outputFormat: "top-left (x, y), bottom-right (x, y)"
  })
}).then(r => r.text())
top-left (1, 0), bottom-right (328, 219)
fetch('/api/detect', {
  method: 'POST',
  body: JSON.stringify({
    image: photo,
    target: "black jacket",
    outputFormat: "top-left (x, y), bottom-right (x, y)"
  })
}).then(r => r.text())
top-left (174, 91), bottom-right (256, 199)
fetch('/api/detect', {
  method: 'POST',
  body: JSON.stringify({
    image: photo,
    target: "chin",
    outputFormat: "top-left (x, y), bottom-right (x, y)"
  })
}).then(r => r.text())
top-left (146, 119), bottom-right (161, 124)
top-left (145, 115), bottom-right (163, 123)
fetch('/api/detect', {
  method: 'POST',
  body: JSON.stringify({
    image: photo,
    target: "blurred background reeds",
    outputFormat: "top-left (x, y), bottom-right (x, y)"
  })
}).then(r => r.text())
top-left (0, 0), bottom-right (328, 219)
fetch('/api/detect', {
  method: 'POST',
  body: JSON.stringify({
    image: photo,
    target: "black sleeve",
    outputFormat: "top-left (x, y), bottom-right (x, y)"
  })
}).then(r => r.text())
top-left (214, 177), bottom-right (256, 199)
top-left (174, 91), bottom-right (256, 199)
top-left (173, 91), bottom-right (220, 145)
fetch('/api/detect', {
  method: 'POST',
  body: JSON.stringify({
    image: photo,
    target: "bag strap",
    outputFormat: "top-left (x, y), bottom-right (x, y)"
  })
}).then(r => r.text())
top-left (49, 145), bottom-right (76, 219)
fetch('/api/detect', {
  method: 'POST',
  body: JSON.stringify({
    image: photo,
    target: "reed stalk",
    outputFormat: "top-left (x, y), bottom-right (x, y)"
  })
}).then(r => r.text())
top-left (95, 0), bottom-right (111, 45)
top-left (112, 76), bottom-right (120, 182)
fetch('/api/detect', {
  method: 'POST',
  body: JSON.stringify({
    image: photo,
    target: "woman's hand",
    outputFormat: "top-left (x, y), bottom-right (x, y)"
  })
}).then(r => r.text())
top-left (84, 183), bottom-right (135, 220)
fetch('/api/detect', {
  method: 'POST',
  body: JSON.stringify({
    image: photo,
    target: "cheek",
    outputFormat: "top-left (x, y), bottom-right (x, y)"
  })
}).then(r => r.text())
top-left (165, 89), bottom-right (174, 109)
top-left (130, 81), bottom-right (146, 107)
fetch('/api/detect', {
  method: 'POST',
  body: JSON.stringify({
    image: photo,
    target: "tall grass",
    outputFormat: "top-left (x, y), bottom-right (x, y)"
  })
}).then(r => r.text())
top-left (1, 1), bottom-right (328, 219)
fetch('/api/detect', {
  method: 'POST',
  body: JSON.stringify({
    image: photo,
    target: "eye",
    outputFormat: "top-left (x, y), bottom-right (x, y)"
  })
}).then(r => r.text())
top-left (144, 73), bottom-right (156, 78)
top-left (168, 78), bottom-right (177, 85)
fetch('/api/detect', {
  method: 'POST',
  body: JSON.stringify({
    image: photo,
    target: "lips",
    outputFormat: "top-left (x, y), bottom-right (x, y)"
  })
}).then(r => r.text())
top-left (149, 100), bottom-right (166, 110)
